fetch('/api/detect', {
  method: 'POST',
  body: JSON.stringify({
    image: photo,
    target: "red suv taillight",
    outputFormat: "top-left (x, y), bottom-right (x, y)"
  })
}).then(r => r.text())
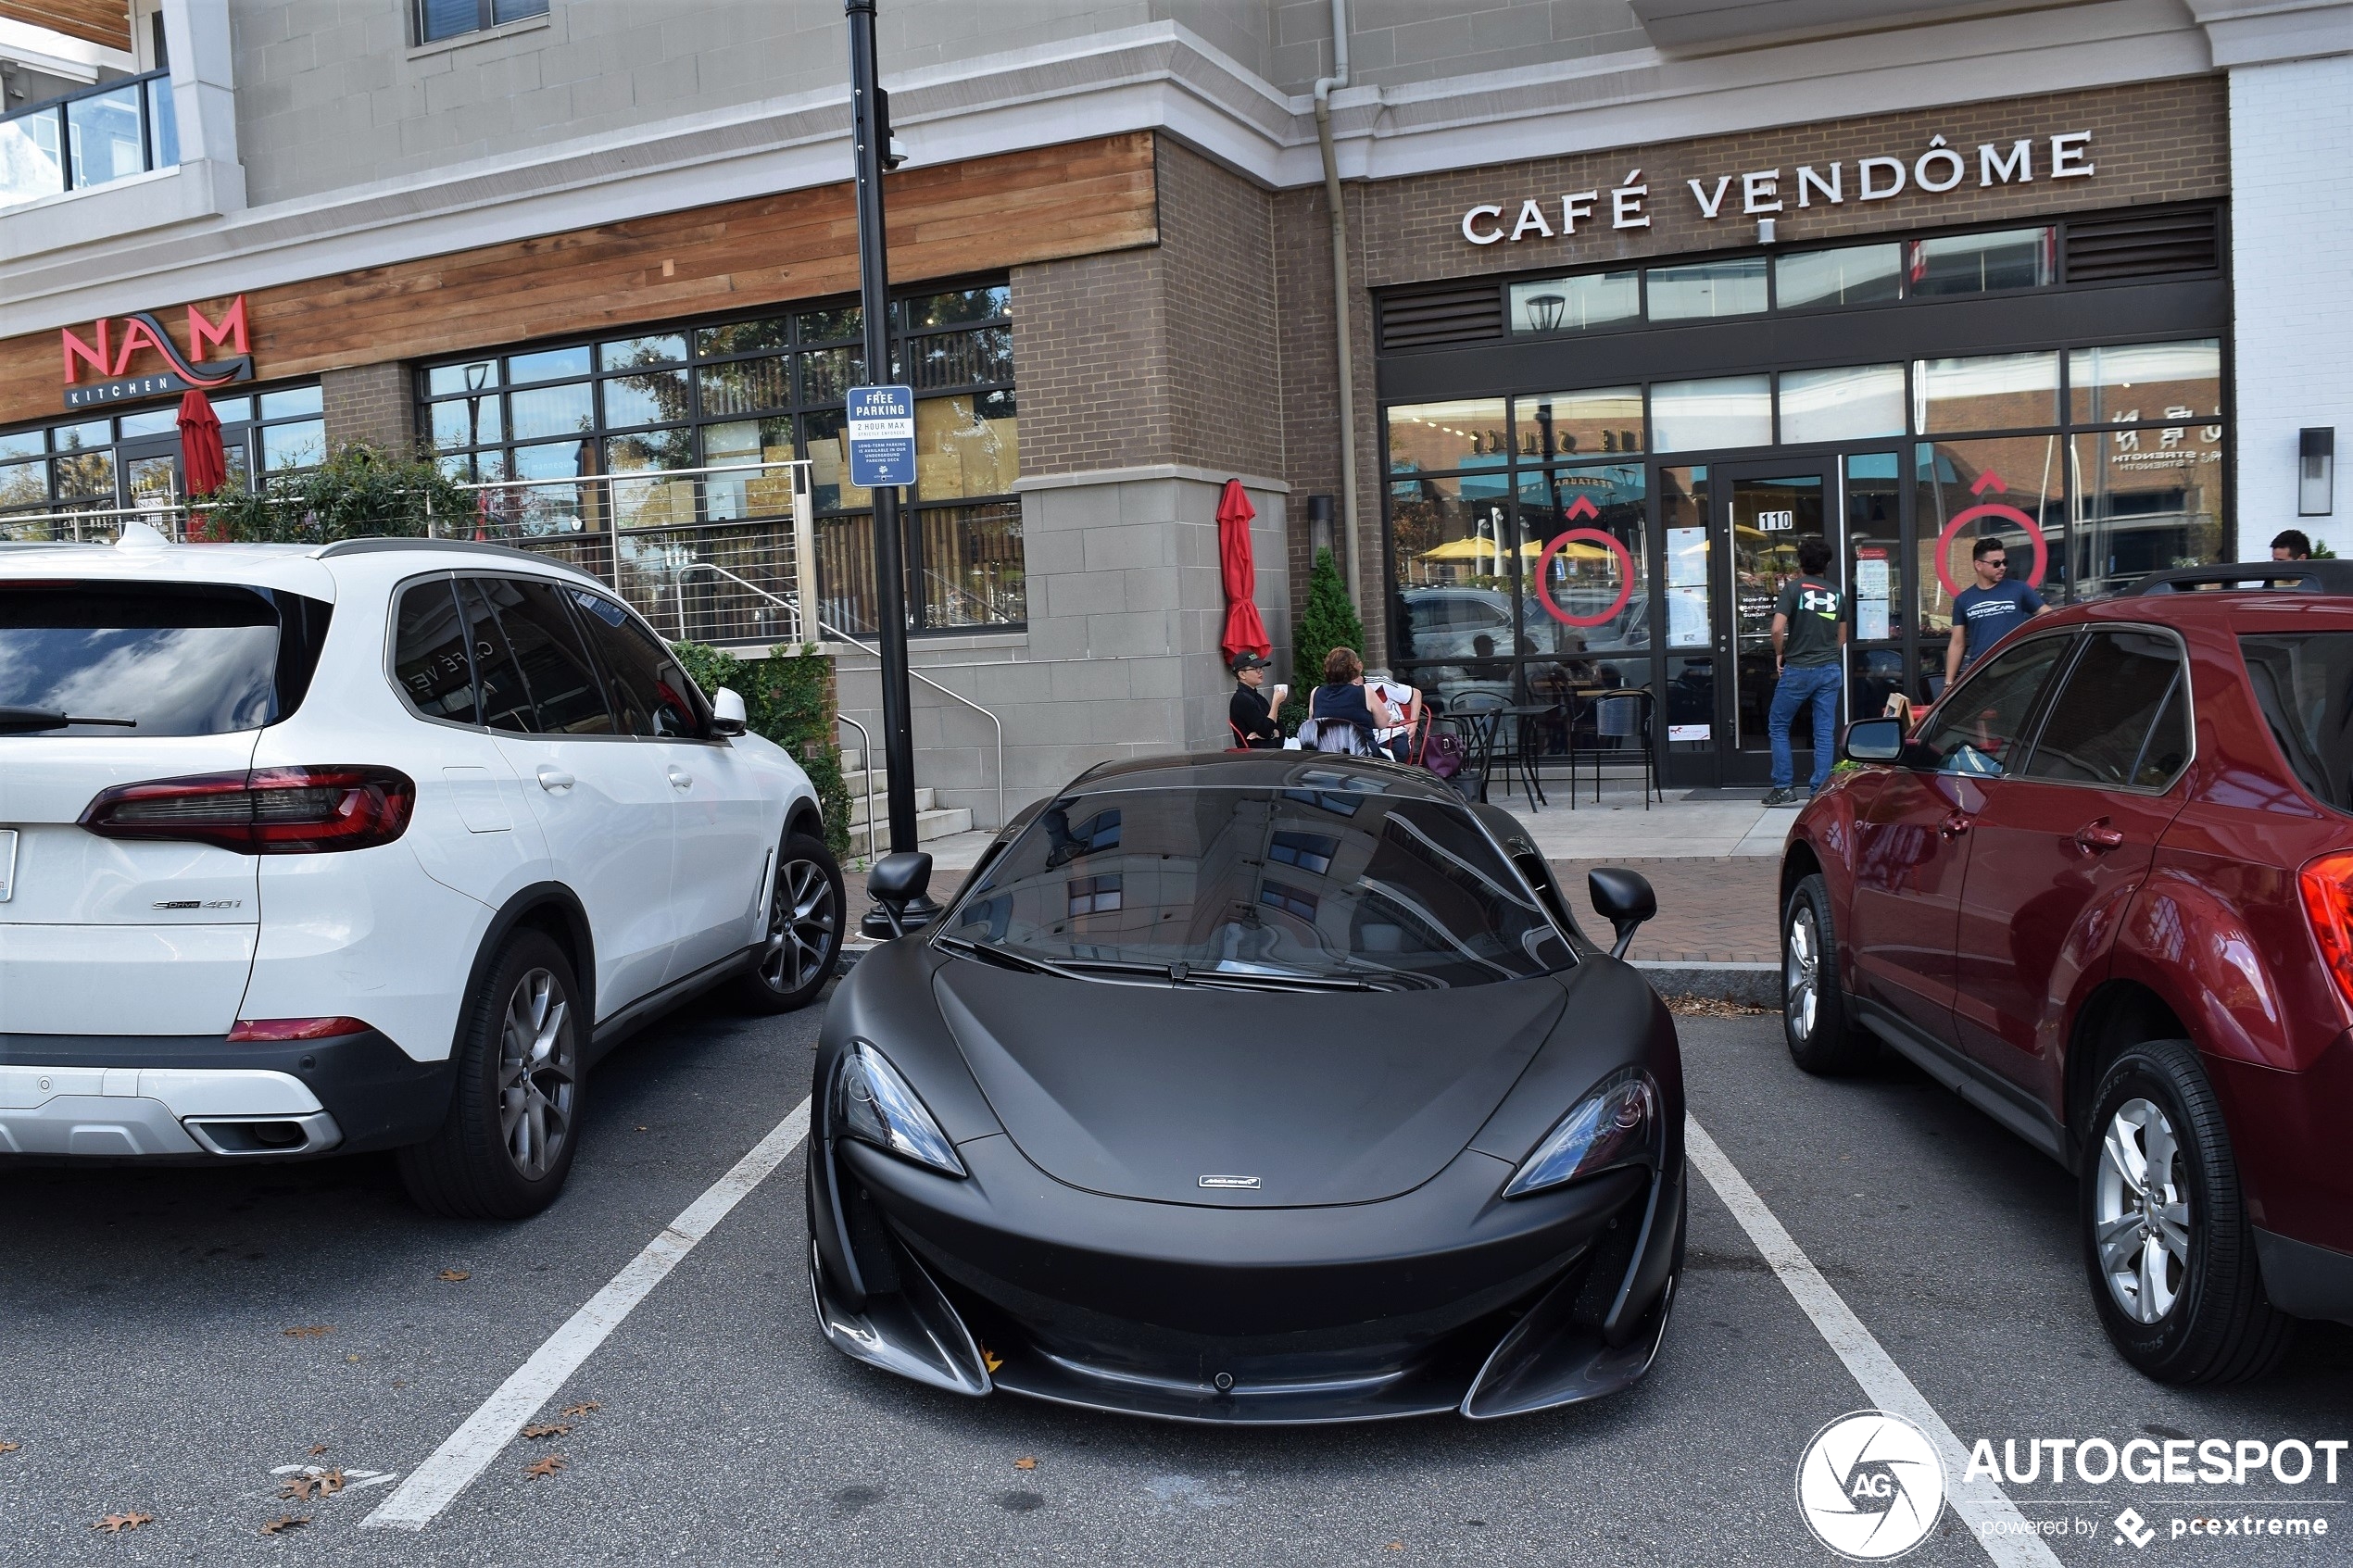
top-left (2298, 850), bottom-right (2353, 1015)
top-left (80, 767), bottom-right (415, 855)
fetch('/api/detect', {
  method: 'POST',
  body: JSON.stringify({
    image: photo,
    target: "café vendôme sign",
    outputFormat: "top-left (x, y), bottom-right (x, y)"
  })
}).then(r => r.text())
top-left (1458, 131), bottom-right (2096, 246)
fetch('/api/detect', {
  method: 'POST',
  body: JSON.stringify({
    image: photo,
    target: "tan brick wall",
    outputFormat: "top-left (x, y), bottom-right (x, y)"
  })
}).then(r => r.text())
top-left (321, 362), bottom-right (417, 458)
top-left (1263, 77), bottom-right (2229, 654)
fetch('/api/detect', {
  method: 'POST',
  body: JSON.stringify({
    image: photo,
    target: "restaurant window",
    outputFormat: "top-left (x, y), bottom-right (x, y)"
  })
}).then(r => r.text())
top-left (1507, 272), bottom-right (1640, 336)
top-left (0, 385), bottom-right (325, 542)
top-left (419, 282), bottom-right (1022, 638)
top-left (417, 0), bottom-right (548, 44)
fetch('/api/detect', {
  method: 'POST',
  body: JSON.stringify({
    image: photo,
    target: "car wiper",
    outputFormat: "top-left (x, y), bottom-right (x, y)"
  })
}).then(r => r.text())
top-left (932, 935), bottom-right (1126, 983)
top-left (1180, 969), bottom-right (1426, 994)
top-left (0, 706), bottom-right (136, 733)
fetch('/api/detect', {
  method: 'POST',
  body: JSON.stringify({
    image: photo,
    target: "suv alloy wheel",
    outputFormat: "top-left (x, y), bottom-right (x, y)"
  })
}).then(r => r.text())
top-left (2080, 1039), bottom-right (2292, 1382)
top-left (397, 930), bottom-right (586, 1221)
top-left (1780, 874), bottom-right (1874, 1073)
top-left (736, 830), bottom-right (845, 1013)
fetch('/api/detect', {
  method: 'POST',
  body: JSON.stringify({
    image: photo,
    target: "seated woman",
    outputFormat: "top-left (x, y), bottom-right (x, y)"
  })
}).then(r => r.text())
top-left (1304, 646), bottom-right (1401, 754)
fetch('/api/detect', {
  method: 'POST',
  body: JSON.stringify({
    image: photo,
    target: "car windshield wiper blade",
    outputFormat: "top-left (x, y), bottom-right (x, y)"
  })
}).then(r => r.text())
top-left (933, 935), bottom-right (1114, 982)
top-left (1181, 969), bottom-right (1427, 994)
top-left (0, 706), bottom-right (136, 733)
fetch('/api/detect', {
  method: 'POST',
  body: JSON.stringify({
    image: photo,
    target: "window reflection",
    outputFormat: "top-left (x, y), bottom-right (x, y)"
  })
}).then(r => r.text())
top-left (1651, 377), bottom-right (1772, 452)
top-left (2068, 339), bottom-right (2221, 427)
top-left (1513, 387), bottom-right (1642, 460)
top-left (1776, 245), bottom-right (1903, 308)
top-left (1386, 399), bottom-right (1510, 476)
top-left (1914, 436), bottom-right (2067, 633)
top-left (1779, 365), bottom-right (1905, 444)
top-left (2070, 430), bottom-right (2225, 601)
top-left (1508, 272), bottom-right (1639, 336)
top-left (1913, 352), bottom-right (2060, 434)
top-left (1647, 258), bottom-right (1768, 320)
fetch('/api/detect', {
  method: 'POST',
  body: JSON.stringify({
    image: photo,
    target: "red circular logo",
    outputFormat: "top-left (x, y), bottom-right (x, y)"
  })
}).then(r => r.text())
top-left (1533, 528), bottom-right (1636, 627)
top-left (1934, 504), bottom-right (2048, 600)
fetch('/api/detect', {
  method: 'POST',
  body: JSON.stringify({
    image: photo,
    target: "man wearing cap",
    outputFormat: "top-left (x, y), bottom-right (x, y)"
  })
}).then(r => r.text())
top-left (1228, 651), bottom-right (1288, 749)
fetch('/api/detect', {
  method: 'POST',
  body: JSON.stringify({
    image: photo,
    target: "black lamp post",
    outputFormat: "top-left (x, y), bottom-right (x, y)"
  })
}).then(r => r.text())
top-left (845, 2), bottom-right (920, 852)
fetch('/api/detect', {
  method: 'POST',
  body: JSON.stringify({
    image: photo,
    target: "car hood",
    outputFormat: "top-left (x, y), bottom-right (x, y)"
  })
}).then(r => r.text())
top-left (931, 961), bottom-right (1568, 1208)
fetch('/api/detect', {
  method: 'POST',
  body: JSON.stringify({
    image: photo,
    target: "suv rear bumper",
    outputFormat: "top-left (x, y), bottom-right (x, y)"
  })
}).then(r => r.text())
top-left (0, 1029), bottom-right (455, 1160)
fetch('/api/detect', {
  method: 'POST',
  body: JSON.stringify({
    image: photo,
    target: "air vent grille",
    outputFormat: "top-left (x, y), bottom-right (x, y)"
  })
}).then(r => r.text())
top-left (1379, 284), bottom-right (1504, 350)
top-left (2065, 209), bottom-right (2220, 282)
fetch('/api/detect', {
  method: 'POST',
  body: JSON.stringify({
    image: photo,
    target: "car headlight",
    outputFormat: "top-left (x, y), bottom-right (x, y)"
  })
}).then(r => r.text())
top-left (833, 1040), bottom-right (966, 1177)
top-left (1502, 1069), bottom-right (1660, 1198)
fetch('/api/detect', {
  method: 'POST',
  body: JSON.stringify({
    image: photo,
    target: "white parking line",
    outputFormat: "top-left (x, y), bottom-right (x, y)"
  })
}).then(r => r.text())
top-left (1685, 1113), bottom-right (2063, 1568)
top-left (362, 1098), bottom-right (812, 1532)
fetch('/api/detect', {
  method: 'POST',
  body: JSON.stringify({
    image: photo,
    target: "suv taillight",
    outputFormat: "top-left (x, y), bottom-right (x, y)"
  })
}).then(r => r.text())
top-left (80, 767), bottom-right (415, 855)
top-left (2298, 851), bottom-right (2353, 1015)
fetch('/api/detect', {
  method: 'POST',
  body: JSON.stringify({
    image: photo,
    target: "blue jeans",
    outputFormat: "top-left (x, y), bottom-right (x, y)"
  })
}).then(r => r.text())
top-left (1768, 662), bottom-right (1843, 790)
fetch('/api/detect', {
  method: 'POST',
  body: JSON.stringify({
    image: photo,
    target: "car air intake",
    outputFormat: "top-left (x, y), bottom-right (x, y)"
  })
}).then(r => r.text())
top-left (80, 767), bottom-right (415, 854)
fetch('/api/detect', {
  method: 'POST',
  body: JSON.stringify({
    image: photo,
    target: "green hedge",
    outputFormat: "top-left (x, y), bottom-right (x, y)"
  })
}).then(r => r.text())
top-left (199, 445), bottom-right (467, 544)
top-left (671, 641), bottom-right (853, 859)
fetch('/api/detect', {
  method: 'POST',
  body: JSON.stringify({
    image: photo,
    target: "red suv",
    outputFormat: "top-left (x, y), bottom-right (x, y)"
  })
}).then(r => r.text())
top-left (1779, 564), bottom-right (2353, 1383)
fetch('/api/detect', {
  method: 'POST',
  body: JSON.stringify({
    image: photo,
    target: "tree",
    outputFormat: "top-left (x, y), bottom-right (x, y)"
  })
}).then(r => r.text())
top-left (1282, 546), bottom-right (1365, 732)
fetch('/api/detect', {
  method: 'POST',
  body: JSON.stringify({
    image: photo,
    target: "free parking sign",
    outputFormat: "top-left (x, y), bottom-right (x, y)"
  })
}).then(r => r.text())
top-left (846, 384), bottom-right (916, 489)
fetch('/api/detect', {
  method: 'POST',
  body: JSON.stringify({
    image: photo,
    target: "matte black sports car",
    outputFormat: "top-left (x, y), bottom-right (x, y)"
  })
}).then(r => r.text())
top-left (806, 752), bottom-right (1685, 1423)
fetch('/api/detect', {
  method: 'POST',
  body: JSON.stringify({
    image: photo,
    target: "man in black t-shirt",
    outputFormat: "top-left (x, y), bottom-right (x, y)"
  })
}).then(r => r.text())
top-left (1765, 535), bottom-right (1847, 806)
top-left (1227, 651), bottom-right (1286, 748)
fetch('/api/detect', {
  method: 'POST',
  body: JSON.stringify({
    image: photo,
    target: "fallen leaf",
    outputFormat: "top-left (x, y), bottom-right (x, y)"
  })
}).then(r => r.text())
top-left (277, 1468), bottom-right (345, 1502)
top-left (979, 1346), bottom-right (1003, 1373)
top-left (345, 1354), bottom-right (360, 1363)
top-left (1013, 1457), bottom-right (1037, 1471)
top-left (1383, 1543), bottom-right (1404, 1552)
top-left (0, 1441), bottom-right (19, 1454)
top-left (438, 1269), bottom-right (471, 1282)
top-left (91, 1512), bottom-right (153, 1534)
top-left (316, 1468), bottom-right (346, 1498)
top-left (259, 1515), bottom-right (310, 1537)
top-left (635, 1125), bottom-right (648, 1131)
top-left (521, 1423), bottom-right (570, 1441)
top-left (282, 1325), bottom-right (333, 1338)
top-left (559, 1402), bottom-right (599, 1419)
top-left (524, 1454), bottom-right (566, 1480)
top-left (307, 1444), bottom-right (328, 1456)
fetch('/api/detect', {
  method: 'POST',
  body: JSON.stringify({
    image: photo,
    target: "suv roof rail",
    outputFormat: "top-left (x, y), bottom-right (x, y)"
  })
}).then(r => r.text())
top-left (2130, 562), bottom-right (2353, 596)
top-left (313, 536), bottom-right (602, 581)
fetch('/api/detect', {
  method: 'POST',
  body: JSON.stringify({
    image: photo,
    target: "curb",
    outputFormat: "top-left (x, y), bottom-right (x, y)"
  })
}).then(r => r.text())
top-left (1631, 960), bottom-right (1778, 1007)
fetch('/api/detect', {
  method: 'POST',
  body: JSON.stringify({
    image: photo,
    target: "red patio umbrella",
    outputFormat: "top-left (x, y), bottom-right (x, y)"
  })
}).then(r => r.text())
top-left (1217, 478), bottom-right (1271, 664)
top-left (176, 388), bottom-right (228, 542)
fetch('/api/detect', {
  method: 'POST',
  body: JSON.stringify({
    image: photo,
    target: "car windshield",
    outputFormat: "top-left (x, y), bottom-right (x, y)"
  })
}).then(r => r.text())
top-left (0, 582), bottom-right (329, 737)
top-left (939, 781), bottom-right (1574, 989)
top-left (2242, 633), bottom-right (2353, 813)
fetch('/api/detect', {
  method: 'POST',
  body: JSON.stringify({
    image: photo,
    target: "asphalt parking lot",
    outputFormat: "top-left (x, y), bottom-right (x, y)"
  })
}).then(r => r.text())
top-left (3, 983), bottom-right (2348, 1567)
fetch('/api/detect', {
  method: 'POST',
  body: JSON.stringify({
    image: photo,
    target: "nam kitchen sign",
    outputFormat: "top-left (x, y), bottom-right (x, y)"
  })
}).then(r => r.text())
top-left (1459, 131), bottom-right (2095, 246)
top-left (60, 295), bottom-right (254, 409)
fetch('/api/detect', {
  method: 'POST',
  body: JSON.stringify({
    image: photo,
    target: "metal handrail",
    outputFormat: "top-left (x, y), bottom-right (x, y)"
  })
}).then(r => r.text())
top-left (832, 711), bottom-right (880, 863)
top-left (675, 558), bottom-right (1005, 832)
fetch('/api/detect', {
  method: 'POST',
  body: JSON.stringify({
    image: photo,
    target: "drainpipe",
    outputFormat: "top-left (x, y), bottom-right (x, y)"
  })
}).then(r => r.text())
top-left (1313, 0), bottom-right (1362, 615)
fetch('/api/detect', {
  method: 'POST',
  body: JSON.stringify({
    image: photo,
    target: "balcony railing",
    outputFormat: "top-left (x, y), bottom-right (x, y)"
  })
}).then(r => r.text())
top-left (0, 68), bottom-right (178, 210)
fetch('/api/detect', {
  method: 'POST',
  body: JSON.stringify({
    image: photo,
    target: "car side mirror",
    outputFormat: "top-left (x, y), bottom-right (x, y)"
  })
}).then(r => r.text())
top-left (1843, 716), bottom-right (1904, 763)
top-left (1588, 867), bottom-right (1656, 960)
top-left (864, 851), bottom-right (935, 937)
top-left (711, 686), bottom-right (749, 736)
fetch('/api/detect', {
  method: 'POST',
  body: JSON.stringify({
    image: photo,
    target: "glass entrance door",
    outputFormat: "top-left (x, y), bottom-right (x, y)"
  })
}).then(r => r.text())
top-left (116, 436), bottom-right (182, 531)
top-left (1719, 461), bottom-right (1839, 781)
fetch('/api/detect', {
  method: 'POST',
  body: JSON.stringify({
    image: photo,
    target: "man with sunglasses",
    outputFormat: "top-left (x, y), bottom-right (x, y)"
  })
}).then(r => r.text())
top-left (1944, 534), bottom-right (2048, 692)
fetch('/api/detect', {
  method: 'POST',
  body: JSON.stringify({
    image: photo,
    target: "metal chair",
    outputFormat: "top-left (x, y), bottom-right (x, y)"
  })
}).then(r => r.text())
top-left (1579, 687), bottom-right (1660, 808)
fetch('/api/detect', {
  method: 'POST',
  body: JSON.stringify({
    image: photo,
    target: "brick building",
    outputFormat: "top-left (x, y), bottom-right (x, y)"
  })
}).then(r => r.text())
top-left (2, 1), bottom-right (2347, 807)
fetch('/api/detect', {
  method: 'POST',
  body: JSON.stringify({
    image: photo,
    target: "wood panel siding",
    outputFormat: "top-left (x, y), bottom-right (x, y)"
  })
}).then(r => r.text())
top-left (0, 1), bottom-right (131, 51)
top-left (3, 133), bottom-right (1156, 424)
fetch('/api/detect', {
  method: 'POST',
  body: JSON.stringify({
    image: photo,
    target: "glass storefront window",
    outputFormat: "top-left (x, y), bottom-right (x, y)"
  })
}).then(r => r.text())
top-left (2070, 428), bottom-right (2225, 602)
top-left (1386, 398), bottom-right (1509, 477)
top-left (601, 365), bottom-right (689, 430)
top-left (117, 408), bottom-right (179, 438)
top-left (1914, 352), bottom-right (2059, 434)
top-left (1517, 463), bottom-right (1648, 663)
top-left (902, 286), bottom-right (1011, 329)
top-left (1651, 377), bottom-right (1772, 452)
top-left (510, 346), bottom-right (593, 383)
top-left (1647, 258), bottom-right (1768, 321)
top-left (1392, 475), bottom-right (1515, 672)
top-left (428, 360), bottom-right (498, 397)
top-left (2068, 339), bottom-right (2222, 427)
top-left (915, 502), bottom-right (1026, 628)
top-left (1512, 387), bottom-right (1642, 461)
top-left (0, 391), bottom-right (325, 540)
top-left (1775, 245), bottom-right (1903, 309)
top-left (1914, 435), bottom-right (2068, 636)
top-left (66, 85), bottom-right (144, 190)
top-left (0, 459), bottom-right (44, 508)
top-left (1659, 467), bottom-right (1713, 735)
top-left (698, 354), bottom-right (791, 419)
top-left (432, 395), bottom-right (502, 447)
top-left (912, 392), bottom-right (1019, 501)
top-left (510, 383), bottom-right (595, 441)
top-left (798, 306), bottom-right (862, 343)
top-left (702, 418), bottom-right (797, 521)
top-left (600, 334), bottom-right (687, 370)
top-left (0, 430), bottom-right (42, 461)
top-left (258, 386), bottom-right (324, 420)
top-left (1507, 272), bottom-right (1640, 336)
top-left (1906, 227), bottom-right (2054, 295)
top-left (1846, 453), bottom-right (1903, 643)
top-left (1779, 365), bottom-right (1906, 444)
top-left (696, 319), bottom-right (791, 358)
top-left (261, 420), bottom-right (325, 472)
top-left (208, 395), bottom-right (253, 425)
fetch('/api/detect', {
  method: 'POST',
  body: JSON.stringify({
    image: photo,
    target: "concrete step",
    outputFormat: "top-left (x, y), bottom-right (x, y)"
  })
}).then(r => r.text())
top-left (842, 806), bottom-right (974, 847)
top-left (846, 786), bottom-right (936, 826)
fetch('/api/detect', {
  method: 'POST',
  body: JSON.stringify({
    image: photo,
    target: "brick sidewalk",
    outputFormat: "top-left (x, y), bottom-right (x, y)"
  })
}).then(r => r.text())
top-left (1548, 856), bottom-right (1781, 964)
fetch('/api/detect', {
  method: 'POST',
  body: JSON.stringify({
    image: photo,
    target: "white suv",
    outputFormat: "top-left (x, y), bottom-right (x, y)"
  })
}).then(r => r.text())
top-left (0, 527), bottom-right (843, 1218)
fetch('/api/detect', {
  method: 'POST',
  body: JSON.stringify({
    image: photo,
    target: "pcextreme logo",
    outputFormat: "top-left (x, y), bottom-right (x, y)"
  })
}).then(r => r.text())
top-left (1796, 1410), bottom-right (1946, 1561)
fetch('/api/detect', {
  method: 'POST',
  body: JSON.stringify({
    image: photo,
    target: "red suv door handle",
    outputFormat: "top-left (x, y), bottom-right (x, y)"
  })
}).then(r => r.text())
top-left (2075, 820), bottom-right (2126, 853)
top-left (1940, 811), bottom-right (1973, 838)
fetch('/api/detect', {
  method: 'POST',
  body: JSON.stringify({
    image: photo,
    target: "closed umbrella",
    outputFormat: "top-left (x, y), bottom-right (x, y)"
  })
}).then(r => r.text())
top-left (176, 389), bottom-right (227, 542)
top-left (1216, 478), bottom-right (1270, 664)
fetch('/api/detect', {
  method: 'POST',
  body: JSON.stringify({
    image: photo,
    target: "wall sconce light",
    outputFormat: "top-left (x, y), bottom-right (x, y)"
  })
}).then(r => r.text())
top-left (1307, 494), bottom-right (1335, 558)
top-left (2301, 428), bottom-right (2334, 517)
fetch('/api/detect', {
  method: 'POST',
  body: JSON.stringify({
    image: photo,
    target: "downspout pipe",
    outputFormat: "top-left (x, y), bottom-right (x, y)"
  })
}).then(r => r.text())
top-left (1313, 0), bottom-right (1362, 617)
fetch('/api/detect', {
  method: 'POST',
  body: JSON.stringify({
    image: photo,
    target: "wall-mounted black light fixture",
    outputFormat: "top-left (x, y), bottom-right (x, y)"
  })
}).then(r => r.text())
top-left (1307, 494), bottom-right (1335, 558)
top-left (2301, 428), bottom-right (2335, 517)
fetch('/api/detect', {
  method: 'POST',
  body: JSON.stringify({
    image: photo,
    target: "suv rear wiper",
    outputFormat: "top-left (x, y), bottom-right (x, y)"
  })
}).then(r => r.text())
top-left (0, 707), bottom-right (136, 733)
